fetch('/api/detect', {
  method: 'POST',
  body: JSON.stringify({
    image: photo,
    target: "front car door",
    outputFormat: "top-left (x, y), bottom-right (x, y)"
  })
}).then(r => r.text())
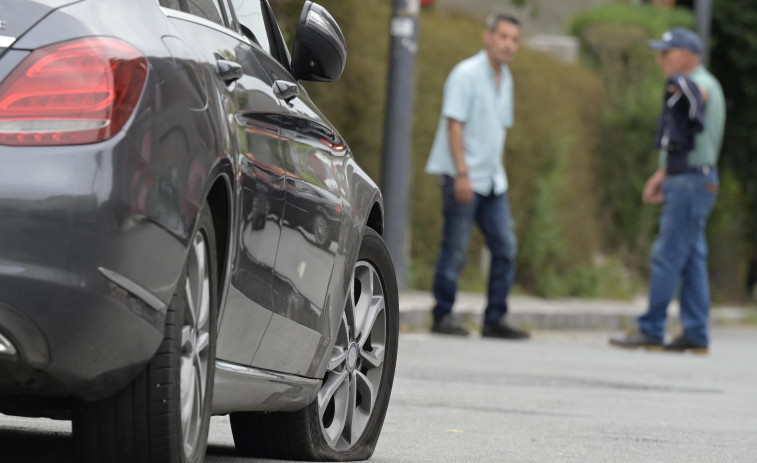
top-left (229, 0), bottom-right (346, 376)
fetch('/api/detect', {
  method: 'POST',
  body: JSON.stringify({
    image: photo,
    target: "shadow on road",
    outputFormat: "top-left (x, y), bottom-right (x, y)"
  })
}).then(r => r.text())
top-left (207, 443), bottom-right (244, 459)
top-left (0, 426), bottom-right (253, 462)
top-left (0, 428), bottom-right (74, 463)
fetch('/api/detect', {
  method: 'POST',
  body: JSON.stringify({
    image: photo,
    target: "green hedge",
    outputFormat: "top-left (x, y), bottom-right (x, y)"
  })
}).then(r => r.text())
top-left (570, 5), bottom-right (694, 273)
top-left (569, 4), bottom-right (694, 38)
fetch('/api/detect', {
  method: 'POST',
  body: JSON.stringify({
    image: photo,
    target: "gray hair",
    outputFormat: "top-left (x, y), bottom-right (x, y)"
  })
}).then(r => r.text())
top-left (485, 13), bottom-right (521, 32)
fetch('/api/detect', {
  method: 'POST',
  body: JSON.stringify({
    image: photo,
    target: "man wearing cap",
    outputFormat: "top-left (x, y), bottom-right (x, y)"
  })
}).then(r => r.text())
top-left (610, 28), bottom-right (726, 354)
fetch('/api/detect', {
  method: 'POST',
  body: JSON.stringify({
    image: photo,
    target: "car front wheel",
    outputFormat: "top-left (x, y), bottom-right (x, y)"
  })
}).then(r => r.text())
top-left (230, 227), bottom-right (398, 461)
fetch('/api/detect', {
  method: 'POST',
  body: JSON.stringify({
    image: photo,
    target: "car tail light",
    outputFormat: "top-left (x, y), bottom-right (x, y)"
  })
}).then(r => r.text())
top-left (0, 37), bottom-right (148, 146)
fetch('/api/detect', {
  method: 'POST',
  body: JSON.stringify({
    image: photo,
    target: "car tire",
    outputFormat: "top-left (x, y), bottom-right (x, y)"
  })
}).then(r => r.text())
top-left (230, 227), bottom-right (398, 461)
top-left (73, 203), bottom-right (219, 463)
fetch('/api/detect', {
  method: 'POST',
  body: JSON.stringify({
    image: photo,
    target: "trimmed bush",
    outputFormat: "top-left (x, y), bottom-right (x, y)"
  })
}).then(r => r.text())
top-left (570, 5), bottom-right (694, 273)
top-left (569, 4), bottom-right (694, 39)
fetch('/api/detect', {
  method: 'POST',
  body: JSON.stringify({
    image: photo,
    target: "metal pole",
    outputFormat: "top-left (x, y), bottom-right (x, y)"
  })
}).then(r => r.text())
top-left (381, 0), bottom-right (420, 290)
top-left (694, 0), bottom-right (713, 66)
top-left (381, 0), bottom-right (420, 289)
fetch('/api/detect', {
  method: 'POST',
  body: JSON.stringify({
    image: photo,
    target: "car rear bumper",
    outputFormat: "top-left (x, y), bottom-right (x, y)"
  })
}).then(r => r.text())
top-left (0, 143), bottom-right (190, 402)
top-left (0, 277), bottom-right (163, 402)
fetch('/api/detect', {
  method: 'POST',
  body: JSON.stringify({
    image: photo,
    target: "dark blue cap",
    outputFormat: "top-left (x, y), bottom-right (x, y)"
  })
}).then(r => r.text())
top-left (648, 28), bottom-right (704, 55)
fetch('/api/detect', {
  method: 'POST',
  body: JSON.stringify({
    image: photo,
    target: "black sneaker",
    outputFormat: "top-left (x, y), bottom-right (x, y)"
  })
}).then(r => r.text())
top-left (481, 319), bottom-right (530, 340)
top-left (664, 334), bottom-right (708, 354)
top-left (431, 315), bottom-right (469, 336)
top-left (609, 330), bottom-right (663, 351)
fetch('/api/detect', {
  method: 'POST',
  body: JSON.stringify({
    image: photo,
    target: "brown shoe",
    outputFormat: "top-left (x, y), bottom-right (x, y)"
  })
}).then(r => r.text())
top-left (609, 330), bottom-right (663, 351)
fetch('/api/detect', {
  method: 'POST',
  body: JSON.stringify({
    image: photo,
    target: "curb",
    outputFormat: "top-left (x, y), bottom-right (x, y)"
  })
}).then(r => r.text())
top-left (398, 290), bottom-right (755, 332)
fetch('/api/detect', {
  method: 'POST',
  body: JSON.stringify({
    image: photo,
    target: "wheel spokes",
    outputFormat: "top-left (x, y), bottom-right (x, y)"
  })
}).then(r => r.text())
top-left (195, 331), bottom-right (210, 392)
top-left (318, 369), bottom-right (350, 447)
top-left (328, 346), bottom-right (348, 371)
top-left (187, 234), bottom-right (210, 330)
top-left (185, 278), bottom-right (195, 325)
top-left (318, 369), bottom-right (349, 412)
top-left (328, 310), bottom-right (350, 370)
top-left (360, 345), bottom-right (385, 369)
top-left (357, 296), bottom-right (384, 347)
top-left (180, 350), bottom-right (196, 425)
top-left (318, 258), bottom-right (388, 450)
top-left (179, 230), bottom-right (211, 457)
top-left (350, 370), bottom-right (375, 440)
top-left (344, 372), bottom-right (358, 445)
top-left (352, 264), bottom-right (373, 339)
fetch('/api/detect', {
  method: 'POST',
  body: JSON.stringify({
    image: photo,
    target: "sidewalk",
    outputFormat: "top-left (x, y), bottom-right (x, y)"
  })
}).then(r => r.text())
top-left (398, 290), bottom-right (755, 332)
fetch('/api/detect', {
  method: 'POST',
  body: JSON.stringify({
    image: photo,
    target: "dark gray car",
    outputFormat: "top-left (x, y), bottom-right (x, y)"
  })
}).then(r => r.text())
top-left (0, 1), bottom-right (398, 461)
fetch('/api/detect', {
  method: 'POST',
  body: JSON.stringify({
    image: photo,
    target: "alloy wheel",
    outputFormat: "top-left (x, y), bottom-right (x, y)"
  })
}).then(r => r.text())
top-left (180, 231), bottom-right (212, 456)
top-left (317, 260), bottom-right (387, 449)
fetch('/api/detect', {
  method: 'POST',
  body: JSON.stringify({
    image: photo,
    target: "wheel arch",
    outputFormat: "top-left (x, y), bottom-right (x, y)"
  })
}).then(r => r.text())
top-left (203, 166), bottom-right (234, 319)
top-left (365, 201), bottom-right (384, 237)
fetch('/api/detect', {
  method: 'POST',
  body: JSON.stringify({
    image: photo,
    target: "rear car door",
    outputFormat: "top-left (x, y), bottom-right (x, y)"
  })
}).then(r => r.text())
top-left (158, 0), bottom-right (287, 366)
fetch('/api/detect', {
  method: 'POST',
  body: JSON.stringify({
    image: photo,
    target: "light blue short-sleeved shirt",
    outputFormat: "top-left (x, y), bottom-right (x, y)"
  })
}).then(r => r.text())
top-left (425, 50), bottom-right (514, 195)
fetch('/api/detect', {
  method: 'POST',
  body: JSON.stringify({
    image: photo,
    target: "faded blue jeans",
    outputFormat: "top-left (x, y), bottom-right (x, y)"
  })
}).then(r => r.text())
top-left (638, 168), bottom-right (719, 346)
top-left (432, 176), bottom-right (517, 325)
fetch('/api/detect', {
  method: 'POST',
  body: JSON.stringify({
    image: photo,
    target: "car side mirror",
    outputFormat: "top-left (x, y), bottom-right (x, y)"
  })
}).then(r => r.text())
top-left (291, 1), bottom-right (346, 82)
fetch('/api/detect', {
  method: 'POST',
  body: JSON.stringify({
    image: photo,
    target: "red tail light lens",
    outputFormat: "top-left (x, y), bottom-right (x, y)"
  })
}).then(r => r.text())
top-left (0, 37), bottom-right (148, 146)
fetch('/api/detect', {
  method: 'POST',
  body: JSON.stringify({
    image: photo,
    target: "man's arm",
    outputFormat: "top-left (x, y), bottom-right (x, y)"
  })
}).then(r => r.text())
top-left (448, 118), bottom-right (473, 205)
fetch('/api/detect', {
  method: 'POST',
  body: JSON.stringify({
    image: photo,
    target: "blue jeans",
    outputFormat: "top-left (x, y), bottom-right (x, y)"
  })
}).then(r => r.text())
top-left (432, 176), bottom-right (517, 325)
top-left (638, 169), bottom-right (718, 345)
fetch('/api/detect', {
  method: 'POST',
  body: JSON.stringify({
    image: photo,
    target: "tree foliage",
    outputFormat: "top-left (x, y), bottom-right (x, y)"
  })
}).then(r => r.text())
top-left (709, 0), bottom-right (757, 289)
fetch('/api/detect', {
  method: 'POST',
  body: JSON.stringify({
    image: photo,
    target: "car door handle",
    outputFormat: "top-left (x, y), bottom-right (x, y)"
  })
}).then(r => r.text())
top-left (216, 59), bottom-right (243, 84)
top-left (273, 80), bottom-right (299, 106)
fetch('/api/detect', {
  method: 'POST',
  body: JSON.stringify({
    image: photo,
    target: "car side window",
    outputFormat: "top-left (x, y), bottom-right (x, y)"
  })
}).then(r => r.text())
top-left (186, 0), bottom-right (226, 26)
top-left (158, 0), bottom-right (226, 27)
top-left (158, 0), bottom-right (182, 9)
top-left (264, 4), bottom-right (293, 70)
top-left (230, 0), bottom-right (272, 54)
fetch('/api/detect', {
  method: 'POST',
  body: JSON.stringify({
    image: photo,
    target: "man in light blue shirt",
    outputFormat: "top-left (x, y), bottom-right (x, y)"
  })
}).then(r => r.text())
top-left (425, 13), bottom-right (529, 339)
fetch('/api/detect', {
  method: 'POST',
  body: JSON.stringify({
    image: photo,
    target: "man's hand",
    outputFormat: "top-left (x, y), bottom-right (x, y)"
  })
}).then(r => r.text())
top-left (642, 168), bottom-right (667, 204)
top-left (454, 175), bottom-right (474, 205)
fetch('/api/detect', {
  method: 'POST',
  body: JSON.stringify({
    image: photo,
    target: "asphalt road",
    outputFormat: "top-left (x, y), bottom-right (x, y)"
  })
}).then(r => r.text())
top-left (2, 328), bottom-right (755, 462)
